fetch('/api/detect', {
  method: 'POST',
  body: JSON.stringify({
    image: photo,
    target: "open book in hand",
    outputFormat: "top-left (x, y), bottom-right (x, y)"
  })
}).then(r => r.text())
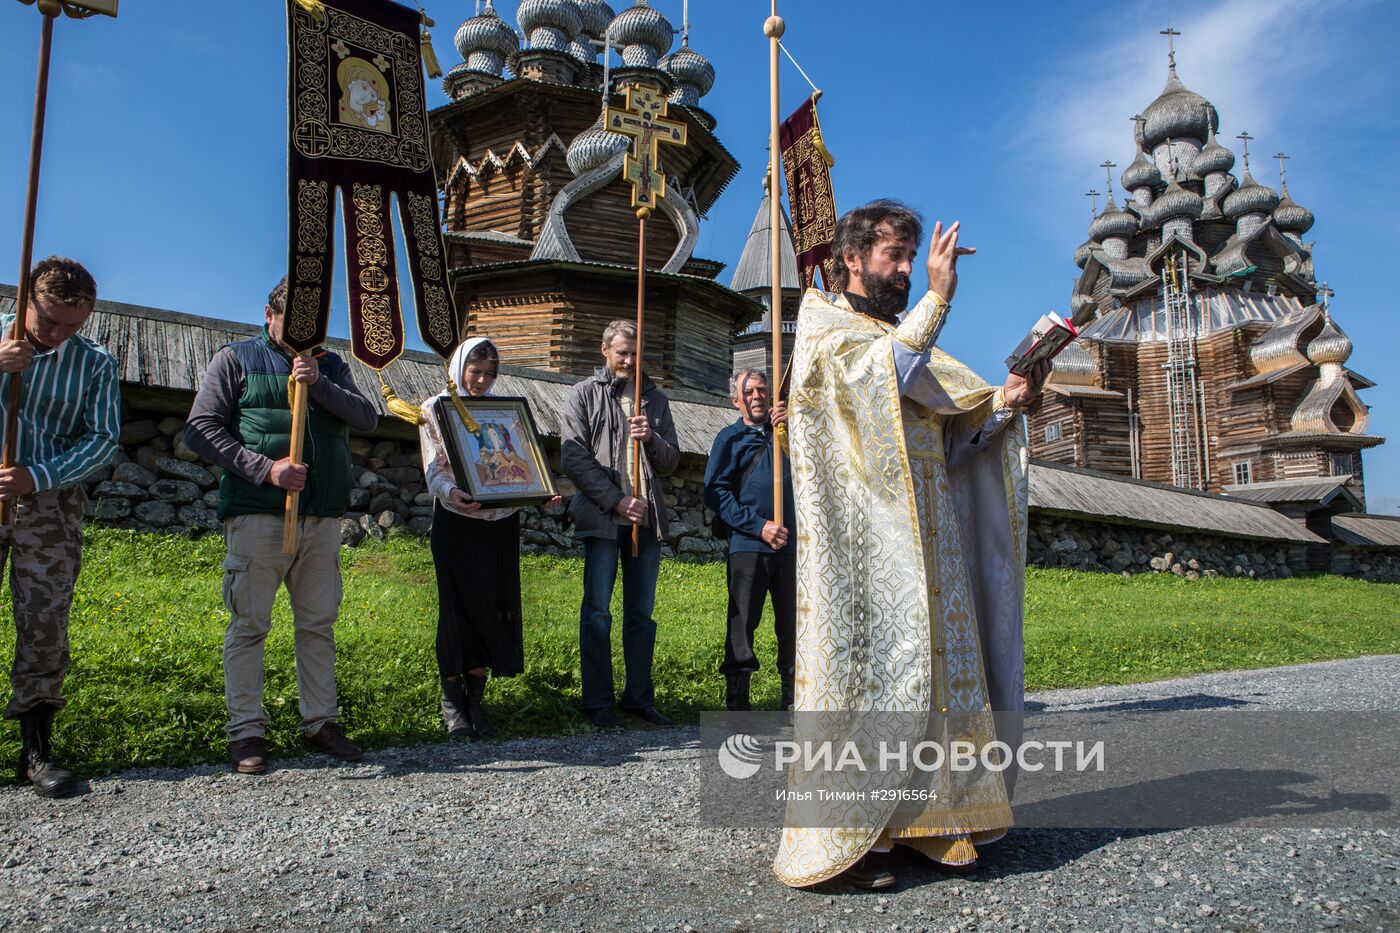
top-left (1004, 312), bottom-right (1078, 376)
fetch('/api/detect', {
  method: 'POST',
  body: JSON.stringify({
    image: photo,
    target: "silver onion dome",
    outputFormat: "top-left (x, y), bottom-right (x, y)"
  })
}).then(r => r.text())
top-left (576, 0), bottom-right (615, 38)
top-left (1088, 198), bottom-right (1138, 242)
top-left (1307, 314), bottom-right (1352, 365)
top-left (1122, 146), bottom-right (1161, 192)
top-left (518, 0), bottom-right (584, 54)
top-left (1273, 185), bottom-right (1315, 235)
top-left (566, 111), bottom-right (630, 175)
top-left (1073, 239), bottom-right (1094, 269)
top-left (1192, 122), bottom-right (1234, 177)
top-left (1144, 174), bottom-right (1203, 227)
top-left (454, 0), bottom-right (519, 75)
top-left (570, 1), bottom-right (615, 64)
top-left (1141, 66), bottom-right (1218, 149)
top-left (660, 43), bottom-right (715, 106)
top-left (1223, 171), bottom-right (1280, 220)
top-left (609, 0), bottom-right (674, 68)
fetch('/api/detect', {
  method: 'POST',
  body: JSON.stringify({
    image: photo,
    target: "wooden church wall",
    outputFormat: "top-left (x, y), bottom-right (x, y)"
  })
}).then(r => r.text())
top-left (1081, 399), bottom-right (1132, 476)
top-left (1030, 395), bottom-right (1083, 466)
top-left (562, 176), bottom-right (682, 268)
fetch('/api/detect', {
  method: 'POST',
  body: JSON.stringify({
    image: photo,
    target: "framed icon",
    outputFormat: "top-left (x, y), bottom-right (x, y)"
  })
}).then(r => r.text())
top-left (431, 395), bottom-right (557, 508)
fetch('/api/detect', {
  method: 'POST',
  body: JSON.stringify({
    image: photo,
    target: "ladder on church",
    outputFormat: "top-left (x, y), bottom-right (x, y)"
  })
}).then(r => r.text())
top-left (1161, 251), bottom-right (1204, 489)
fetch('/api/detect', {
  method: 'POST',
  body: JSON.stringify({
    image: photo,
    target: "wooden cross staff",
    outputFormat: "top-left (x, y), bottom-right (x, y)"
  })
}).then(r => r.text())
top-left (282, 354), bottom-right (309, 555)
top-left (2, 0), bottom-right (117, 533)
top-left (604, 84), bottom-right (686, 556)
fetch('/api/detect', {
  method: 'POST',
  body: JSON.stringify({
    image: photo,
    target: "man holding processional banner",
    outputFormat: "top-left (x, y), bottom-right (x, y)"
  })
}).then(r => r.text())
top-left (184, 0), bottom-right (462, 774)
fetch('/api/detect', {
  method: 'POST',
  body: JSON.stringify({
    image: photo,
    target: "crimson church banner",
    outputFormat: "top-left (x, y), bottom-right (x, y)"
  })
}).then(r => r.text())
top-left (778, 96), bottom-right (838, 292)
top-left (285, 0), bottom-right (456, 369)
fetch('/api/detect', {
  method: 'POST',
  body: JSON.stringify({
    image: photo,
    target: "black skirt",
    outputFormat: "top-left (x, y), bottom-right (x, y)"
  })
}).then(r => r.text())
top-left (430, 501), bottom-right (524, 679)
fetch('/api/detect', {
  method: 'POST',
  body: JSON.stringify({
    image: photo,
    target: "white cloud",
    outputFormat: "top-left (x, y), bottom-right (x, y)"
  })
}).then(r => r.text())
top-left (1020, 0), bottom-right (1355, 226)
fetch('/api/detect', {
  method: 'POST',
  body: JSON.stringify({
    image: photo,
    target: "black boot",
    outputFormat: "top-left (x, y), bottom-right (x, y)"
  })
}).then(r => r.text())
top-left (464, 673), bottom-right (492, 740)
top-left (18, 705), bottom-right (76, 798)
top-left (440, 679), bottom-right (476, 740)
top-left (725, 673), bottom-right (752, 712)
top-left (780, 676), bottom-right (795, 712)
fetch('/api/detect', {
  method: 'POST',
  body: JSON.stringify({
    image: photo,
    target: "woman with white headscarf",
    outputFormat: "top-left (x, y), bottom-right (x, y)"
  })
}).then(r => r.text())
top-left (419, 337), bottom-right (551, 739)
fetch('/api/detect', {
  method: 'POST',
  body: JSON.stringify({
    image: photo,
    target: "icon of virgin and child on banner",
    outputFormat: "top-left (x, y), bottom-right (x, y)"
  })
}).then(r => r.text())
top-left (284, 0), bottom-right (456, 370)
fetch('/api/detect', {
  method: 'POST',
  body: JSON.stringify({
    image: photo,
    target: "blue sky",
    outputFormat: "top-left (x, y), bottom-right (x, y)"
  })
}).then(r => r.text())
top-left (1, 0), bottom-right (1396, 510)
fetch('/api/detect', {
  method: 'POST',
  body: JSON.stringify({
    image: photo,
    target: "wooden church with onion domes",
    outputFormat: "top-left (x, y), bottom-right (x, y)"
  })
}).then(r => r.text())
top-left (426, 0), bottom-right (759, 396)
top-left (1029, 31), bottom-right (1383, 509)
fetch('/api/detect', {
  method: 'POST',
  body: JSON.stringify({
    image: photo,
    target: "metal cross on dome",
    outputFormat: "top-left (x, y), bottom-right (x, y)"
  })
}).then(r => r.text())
top-left (1085, 189), bottom-right (1100, 215)
top-left (1100, 160), bottom-right (1117, 199)
top-left (605, 85), bottom-right (688, 211)
top-left (1160, 26), bottom-right (1181, 68)
top-left (1275, 151), bottom-right (1290, 187)
top-left (1236, 131), bottom-right (1254, 172)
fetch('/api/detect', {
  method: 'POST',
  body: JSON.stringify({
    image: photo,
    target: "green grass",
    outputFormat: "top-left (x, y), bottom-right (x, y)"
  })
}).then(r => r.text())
top-left (1, 527), bottom-right (1396, 776)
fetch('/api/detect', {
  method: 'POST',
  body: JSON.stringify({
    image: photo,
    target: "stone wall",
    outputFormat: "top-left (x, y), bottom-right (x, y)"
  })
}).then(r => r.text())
top-left (82, 407), bottom-right (729, 561)
top-left (1027, 515), bottom-right (1302, 580)
top-left (80, 406), bottom-right (1385, 581)
top-left (1331, 547), bottom-right (1400, 584)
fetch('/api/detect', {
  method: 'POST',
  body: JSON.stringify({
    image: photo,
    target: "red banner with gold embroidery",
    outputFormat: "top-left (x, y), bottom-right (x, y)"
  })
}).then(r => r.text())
top-left (778, 96), bottom-right (838, 291)
top-left (285, 0), bottom-right (457, 369)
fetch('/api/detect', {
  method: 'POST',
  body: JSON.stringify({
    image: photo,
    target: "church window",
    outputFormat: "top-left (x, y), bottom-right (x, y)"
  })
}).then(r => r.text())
top-left (1233, 461), bottom-right (1252, 485)
top-left (1330, 453), bottom-right (1354, 477)
top-left (1044, 421), bottom-right (1063, 443)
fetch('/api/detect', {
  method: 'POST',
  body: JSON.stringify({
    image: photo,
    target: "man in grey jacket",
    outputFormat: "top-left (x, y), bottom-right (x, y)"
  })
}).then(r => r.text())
top-left (561, 319), bottom-right (680, 731)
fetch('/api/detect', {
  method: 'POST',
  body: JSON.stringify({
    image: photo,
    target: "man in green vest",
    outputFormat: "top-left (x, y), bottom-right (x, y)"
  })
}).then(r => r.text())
top-left (185, 277), bottom-right (378, 774)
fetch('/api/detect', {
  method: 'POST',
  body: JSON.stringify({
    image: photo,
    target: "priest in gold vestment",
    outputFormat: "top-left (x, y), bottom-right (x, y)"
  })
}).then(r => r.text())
top-left (773, 201), bottom-right (1048, 889)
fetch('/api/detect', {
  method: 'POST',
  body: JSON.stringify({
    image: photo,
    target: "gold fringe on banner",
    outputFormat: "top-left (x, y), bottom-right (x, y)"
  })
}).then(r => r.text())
top-left (418, 9), bottom-right (443, 79)
top-left (810, 118), bottom-right (836, 168)
top-left (444, 368), bottom-right (479, 433)
top-left (376, 369), bottom-right (425, 425)
top-left (290, 0), bottom-right (325, 24)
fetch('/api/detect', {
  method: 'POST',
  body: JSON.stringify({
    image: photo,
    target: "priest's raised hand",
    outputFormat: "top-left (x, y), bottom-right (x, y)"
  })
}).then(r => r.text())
top-left (925, 220), bottom-right (977, 303)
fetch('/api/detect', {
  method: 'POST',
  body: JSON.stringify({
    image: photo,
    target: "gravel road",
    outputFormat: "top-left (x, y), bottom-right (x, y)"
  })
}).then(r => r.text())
top-left (3, 657), bottom-right (1398, 932)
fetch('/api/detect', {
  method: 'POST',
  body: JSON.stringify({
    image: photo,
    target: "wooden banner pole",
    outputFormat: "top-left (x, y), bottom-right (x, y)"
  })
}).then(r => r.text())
top-left (282, 354), bottom-right (309, 555)
top-left (764, 4), bottom-right (786, 528)
top-left (631, 207), bottom-right (649, 559)
top-left (1, 8), bottom-right (58, 530)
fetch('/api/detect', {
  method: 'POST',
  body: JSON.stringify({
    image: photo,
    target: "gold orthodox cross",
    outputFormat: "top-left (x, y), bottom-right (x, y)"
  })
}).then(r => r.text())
top-left (605, 85), bottom-right (688, 212)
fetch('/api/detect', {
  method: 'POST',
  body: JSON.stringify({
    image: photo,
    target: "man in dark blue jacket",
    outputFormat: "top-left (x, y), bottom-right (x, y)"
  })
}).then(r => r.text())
top-left (703, 369), bottom-right (796, 712)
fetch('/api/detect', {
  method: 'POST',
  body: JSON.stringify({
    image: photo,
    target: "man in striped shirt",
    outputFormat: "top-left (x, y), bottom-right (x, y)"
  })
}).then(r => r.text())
top-left (0, 256), bottom-right (120, 798)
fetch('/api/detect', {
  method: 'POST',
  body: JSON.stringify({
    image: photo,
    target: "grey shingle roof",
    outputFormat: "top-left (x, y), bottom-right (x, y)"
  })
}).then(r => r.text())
top-left (728, 190), bottom-right (800, 294)
top-left (1031, 459), bottom-right (1324, 543)
top-left (1333, 514), bottom-right (1400, 548)
top-left (1221, 477), bottom-right (1361, 508)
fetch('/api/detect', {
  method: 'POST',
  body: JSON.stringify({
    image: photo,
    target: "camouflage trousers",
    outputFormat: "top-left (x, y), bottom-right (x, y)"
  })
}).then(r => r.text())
top-left (0, 485), bottom-right (85, 719)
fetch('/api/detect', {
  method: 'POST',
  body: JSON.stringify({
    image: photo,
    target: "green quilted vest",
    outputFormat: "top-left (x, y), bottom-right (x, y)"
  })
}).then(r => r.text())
top-left (217, 332), bottom-right (354, 519)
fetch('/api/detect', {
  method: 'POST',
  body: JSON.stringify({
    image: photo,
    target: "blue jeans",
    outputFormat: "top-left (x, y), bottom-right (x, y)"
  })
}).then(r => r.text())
top-left (579, 530), bottom-right (661, 712)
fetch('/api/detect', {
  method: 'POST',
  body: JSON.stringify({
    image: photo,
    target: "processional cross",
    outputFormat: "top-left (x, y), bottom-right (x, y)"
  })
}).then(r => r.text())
top-left (605, 85), bottom-right (688, 212)
top-left (603, 82), bottom-right (687, 554)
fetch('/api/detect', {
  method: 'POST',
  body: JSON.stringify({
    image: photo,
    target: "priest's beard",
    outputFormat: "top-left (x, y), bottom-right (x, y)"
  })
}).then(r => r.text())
top-left (858, 267), bottom-right (912, 317)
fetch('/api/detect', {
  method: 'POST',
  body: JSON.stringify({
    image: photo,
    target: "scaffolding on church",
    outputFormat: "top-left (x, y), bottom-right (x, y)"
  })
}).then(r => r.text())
top-left (1161, 251), bottom-right (1205, 489)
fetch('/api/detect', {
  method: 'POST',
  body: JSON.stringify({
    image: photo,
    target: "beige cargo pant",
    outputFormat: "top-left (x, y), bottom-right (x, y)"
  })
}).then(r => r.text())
top-left (221, 513), bottom-right (343, 741)
top-left (0, 485), bottom-right (84, 719)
